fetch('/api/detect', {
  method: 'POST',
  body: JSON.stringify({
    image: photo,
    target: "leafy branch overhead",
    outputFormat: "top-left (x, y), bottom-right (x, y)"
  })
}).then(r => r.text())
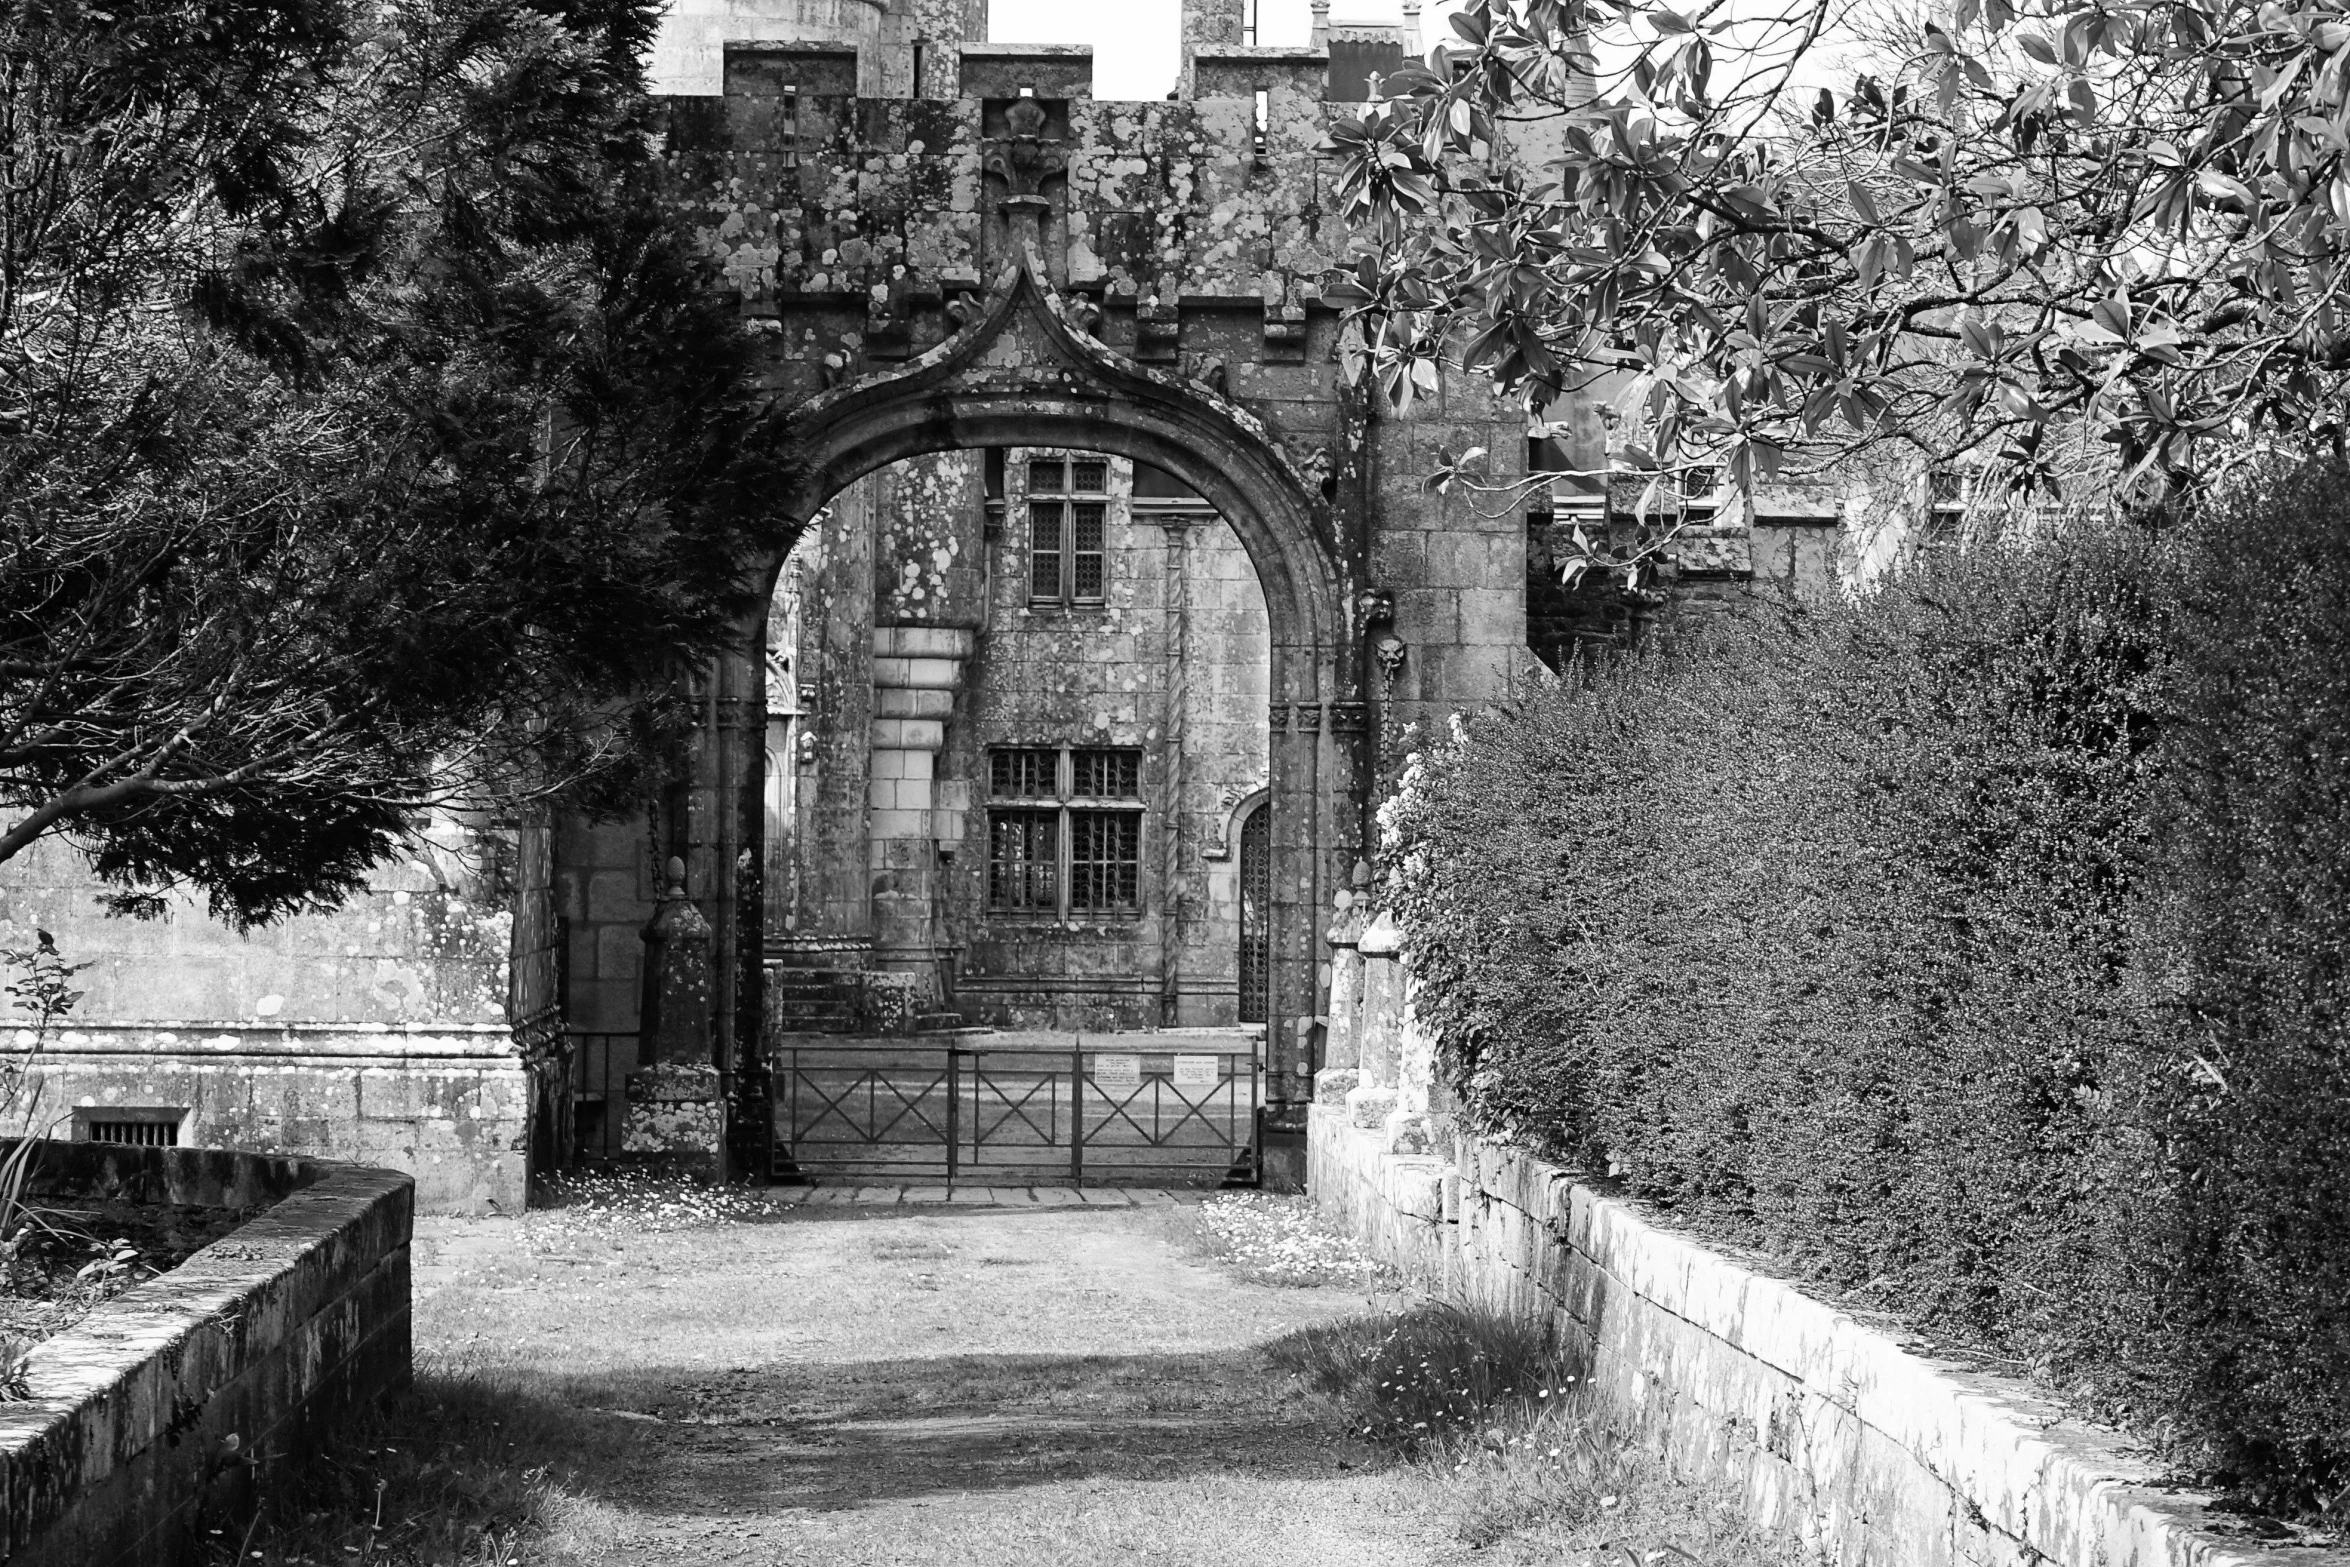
top-left (1324, 0), bottom-right (2350, 507)
top-left (0, 0), bottom-right (781, 925)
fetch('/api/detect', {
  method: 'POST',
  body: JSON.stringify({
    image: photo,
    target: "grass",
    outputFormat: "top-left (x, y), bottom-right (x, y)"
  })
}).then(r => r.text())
top-left (1180, 1191), bottom-right (1395, 1287)
top-left (203, 1358), bottom-right (623, 1567)
top-left (1268, 1304), bottom-right (1812, 1565)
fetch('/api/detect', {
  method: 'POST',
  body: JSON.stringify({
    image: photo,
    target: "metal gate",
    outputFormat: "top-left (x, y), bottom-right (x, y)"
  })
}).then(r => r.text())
top-left (773, 1039), bottom-right (1262, 1185)
top-left (1238, 806), bottom-right (1271, 1024)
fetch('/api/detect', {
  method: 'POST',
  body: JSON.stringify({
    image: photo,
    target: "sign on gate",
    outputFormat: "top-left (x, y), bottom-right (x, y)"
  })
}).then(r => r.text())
top-left (1091, 1053), bottom-right (1142, 1088)
top-left (1172, 1054), bottom-right (1219, 1086)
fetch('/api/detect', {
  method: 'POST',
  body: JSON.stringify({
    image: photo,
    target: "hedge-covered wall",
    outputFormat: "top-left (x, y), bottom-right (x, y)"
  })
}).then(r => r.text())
top-left (1384, 459), bottom-right (2350, 1512)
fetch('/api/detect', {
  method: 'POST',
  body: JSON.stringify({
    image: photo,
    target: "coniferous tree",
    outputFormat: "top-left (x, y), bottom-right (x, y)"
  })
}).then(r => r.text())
top-left (0, 0), bottom-right (780, 924)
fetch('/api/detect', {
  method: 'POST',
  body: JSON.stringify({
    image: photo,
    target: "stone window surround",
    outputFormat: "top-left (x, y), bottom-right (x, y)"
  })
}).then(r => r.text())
top-left (984, 743), bottom-right (1145, 922)
top-left (1023, 455), bottom-right (1110, 608)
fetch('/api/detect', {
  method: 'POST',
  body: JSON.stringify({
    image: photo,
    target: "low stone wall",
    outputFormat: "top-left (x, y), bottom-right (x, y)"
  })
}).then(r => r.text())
top-left (1312, 1107), bottom-right (2341, 1567)
top-left (0, 1142), bottom-right (413, 1567)
top-left (16, 1021), bottom-right (526, 1212)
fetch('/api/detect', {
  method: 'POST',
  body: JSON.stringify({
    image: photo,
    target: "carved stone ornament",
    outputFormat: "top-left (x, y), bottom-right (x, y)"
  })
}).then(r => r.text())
top-left (1297, 443), bottom-right (1336, 496)
top-left (1355, 587), bottom-right (1395, 633)
top-left (1374, 633), bottom-right (1407, 680)
top-left (1295, 703), bottom-right (1324, 733)
top-left (1329, 700), bottom-right (1368, 734)
top-left (983, 96), bottom-right (1066, 202)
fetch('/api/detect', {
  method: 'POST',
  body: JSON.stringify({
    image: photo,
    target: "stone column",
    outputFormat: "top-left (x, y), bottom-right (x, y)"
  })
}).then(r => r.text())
top-left (868, 624), bottom-right (971, 1023)
top-left (1150, 510), bottom-right (1195, 1027)
top-left (625, 857), bottom-right (727, 1180)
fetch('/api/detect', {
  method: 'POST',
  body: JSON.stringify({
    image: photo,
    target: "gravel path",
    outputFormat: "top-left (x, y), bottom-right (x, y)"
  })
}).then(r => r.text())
top-left (413, 1193), bottom-right (1465, 1566)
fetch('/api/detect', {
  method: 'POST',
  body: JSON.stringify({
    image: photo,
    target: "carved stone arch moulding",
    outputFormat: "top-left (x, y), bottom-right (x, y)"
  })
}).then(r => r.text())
top-left (1204, 785), bottom-right (1272, 863)
top-left (759, 243), bottom-right (1349, 686)
top-left (742, 244), bottom-right (1360, 1114)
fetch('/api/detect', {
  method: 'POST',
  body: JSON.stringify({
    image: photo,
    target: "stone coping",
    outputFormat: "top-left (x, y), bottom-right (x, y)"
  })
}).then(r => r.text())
top-left (6, 1020), bottom-right (517, 1061)
top-left (1312, 1109), bottom-right (2350, 1567)
top-left (12, 1138), bottom-right (327, 1211)
top-left (1193, 45), bottom-right (1335, 63)
top-left (0, 1142), bottom-right (413, 1566)
top-left (958, 42), bottom-right (1095, 58)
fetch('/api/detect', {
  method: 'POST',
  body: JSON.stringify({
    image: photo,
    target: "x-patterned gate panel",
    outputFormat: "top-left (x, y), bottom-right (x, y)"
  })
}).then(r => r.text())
top-left (772, 1037), bottom-right (1262, 1185)
top-left (777, 1044), bottom-right (956, 1177)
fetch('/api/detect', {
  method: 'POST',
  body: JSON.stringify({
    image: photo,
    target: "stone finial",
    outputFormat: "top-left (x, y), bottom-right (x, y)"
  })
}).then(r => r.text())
top-left (1310, 0), bottom-right (1330, 47)
top-left (1400, 0), bottom-right (1422, 54)
top-left (662, 855), bottom-right (686, 899)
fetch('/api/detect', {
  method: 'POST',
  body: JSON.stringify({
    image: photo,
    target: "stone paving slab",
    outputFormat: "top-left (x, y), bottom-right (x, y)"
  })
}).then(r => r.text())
top-left (782, 1183), bottom-right (1220, 1208)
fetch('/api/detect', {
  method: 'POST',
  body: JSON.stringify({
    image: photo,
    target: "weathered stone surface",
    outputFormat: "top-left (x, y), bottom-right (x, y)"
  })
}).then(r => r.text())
top-left (1309, 963), bottom-right (2345, 1567)
top-left (0, 0), bottom-right (1859, 1185)
top-left (0, 1144), bottom-right (410, 1567)
top-left (621, 1062), bottom-right (726, 1179)
top-left (1312, 1068), bottom-right (1358, 1104)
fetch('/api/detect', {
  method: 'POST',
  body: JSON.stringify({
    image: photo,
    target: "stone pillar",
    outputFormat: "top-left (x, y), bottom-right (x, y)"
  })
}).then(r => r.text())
top-left (1346, 907), bottom-right (1402, 1134)
top-left (1389, 969), bottom-right (1438, 1153)
top-left (1178, 0), bottom-right (1247, 93)
top-left (625, 857), bottom-right (727, 1179)
top-left (868, 624), bottom-right (971, 1011)
top-left (1267, 702), bottom-right (1319, 1106)
top-left (1318, 879), bottom-right (1370, 1106)
top-left (719, 635), bottom-right (771, 1178)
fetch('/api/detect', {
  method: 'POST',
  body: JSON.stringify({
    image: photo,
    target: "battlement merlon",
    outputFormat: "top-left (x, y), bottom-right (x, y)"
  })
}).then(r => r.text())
top-left (653, 0), bottom-right (1301, 99)
top-left (659, 39), bottom-right (1382, 383)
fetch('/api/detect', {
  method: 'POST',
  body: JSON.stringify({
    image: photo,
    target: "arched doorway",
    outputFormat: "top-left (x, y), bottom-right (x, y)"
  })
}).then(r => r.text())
top-left (718, 258), bottom-right (1363, 1117)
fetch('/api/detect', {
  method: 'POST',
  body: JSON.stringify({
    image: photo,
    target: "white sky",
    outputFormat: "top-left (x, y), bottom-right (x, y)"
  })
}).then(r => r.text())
top-left (988, 0), bottom-right (1453, 99)
top-left (987, 0), bottom-right (1869, 103)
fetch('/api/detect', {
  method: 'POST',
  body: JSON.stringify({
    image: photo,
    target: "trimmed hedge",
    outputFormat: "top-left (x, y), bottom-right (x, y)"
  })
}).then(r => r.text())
top-left (1385, 459), bottom-right (2350, 1510)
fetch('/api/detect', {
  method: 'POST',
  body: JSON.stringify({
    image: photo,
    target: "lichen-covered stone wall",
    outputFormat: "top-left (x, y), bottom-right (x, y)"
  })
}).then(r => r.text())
top-left (0, 1145), bottom-right (412, 1566)
top-left (771, 448), bottom-right (1271, 1030)
top-left (0, 823), bottom-right (529, 1213)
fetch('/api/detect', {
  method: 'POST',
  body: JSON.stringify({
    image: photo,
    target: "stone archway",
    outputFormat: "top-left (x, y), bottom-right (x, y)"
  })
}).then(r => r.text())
top-left (689, 252), bottom-right (1360, 1163)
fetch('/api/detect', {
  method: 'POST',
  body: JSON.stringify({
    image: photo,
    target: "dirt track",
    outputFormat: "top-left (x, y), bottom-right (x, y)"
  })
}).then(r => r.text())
top-left (413, 1193), bottom-right (1465, 1566)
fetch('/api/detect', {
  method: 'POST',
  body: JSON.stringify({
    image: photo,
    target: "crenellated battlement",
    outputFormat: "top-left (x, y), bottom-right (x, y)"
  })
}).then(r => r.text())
top-left (661, 36), bottom-right (1375, 397)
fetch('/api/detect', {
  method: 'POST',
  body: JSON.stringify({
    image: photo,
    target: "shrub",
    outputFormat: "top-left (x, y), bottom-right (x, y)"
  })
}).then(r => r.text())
top-left (1384, 460), bottom-right (2350, 1513)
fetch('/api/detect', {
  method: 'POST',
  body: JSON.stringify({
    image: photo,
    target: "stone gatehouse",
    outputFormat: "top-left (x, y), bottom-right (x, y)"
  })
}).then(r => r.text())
top-left (0, 0), bottom-right (1848, 1205)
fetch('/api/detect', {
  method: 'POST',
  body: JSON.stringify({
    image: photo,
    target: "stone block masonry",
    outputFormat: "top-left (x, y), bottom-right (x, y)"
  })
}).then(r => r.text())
top-left (0, 1142), bottom-right (412, 1567)
top-left (1314, 1110), bottom-right (2348, 1567)
top-left (14, 1022), bottom-right (524, 1213)
top-left (1311, 907), bottom-right (2349, 1567)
